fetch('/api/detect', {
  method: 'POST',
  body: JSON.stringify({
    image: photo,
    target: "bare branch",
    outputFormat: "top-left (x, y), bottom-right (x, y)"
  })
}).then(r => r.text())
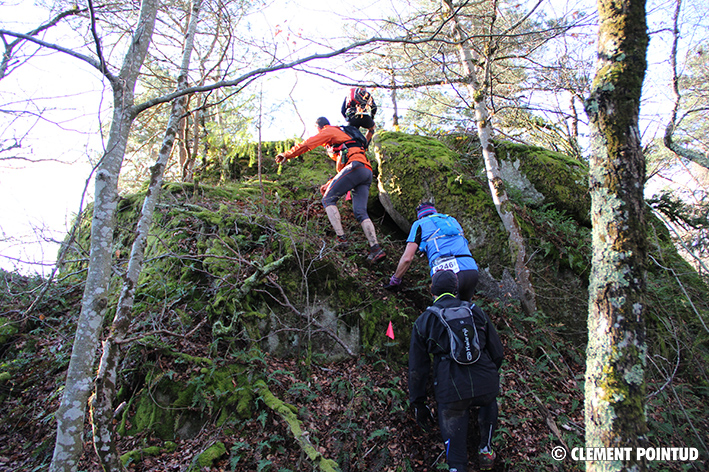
top-left (0, 28), bottom-right (103, 73)
top-left (87, 0), bottom-right (110, 77)
top-left (116, 317), bottom-right (207, 345)
top-left (131, 25), bottom-right (476, 115)
top-left (0, 6), bottom-right (84, 80)
top-left (261, 278), bottom-right (356, 357)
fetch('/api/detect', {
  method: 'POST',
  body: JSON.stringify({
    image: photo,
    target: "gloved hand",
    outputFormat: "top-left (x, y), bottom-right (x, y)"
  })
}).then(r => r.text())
top-left (383, 275), bottom-right (402, 291)
top-left (412, 402), bottom-right (434, 432)
top-left (275, 153), bottom-right (287, 164)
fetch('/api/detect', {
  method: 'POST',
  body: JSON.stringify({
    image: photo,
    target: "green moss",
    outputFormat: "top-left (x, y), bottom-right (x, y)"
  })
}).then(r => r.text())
top-left (142, 446), bottom-right (161, 456)
top-left (119, 444), bottom-right (164, 467)
top-left (124, 362), bottom-right (254, 439)
top-left (128, 380), bottom-right (185, 439)
top-left (0, 317), bottom-right (18, 345)
top-left (120, 450), bottom-right (141, 466)
top-left (498, 142), bottom-right (590, 226)
top-left (375, 131), bottom-right (461, 219)
top-left (195, 442), bottom-right (227, 468)
top-left (254, 379), bottom-right (340, 472)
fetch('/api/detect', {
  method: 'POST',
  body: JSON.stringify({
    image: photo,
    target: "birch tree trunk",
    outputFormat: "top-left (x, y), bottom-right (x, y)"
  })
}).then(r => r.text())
top-left (389, 57), bottom-right (400, 131)
top-left (441, 0), bottom-right (537, 315)
top-left (662, 0), bottom-right (709, 170)
top-left (584, 0), bottom-right (650, 467)
top-left (49, 2), bottom-right (159, 471)
top-left (89, 2), bottom-right (202, 470)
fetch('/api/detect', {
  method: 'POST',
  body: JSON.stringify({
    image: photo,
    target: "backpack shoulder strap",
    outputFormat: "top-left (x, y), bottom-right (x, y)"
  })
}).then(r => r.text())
top-left (339, 125), bottom-right (368, 150)
top-left (423, 214), bottom-right (463, 244)
top-left (348, 88), bottom-right (357, 105)
top-left (422, 214), bottom-right (445, 242)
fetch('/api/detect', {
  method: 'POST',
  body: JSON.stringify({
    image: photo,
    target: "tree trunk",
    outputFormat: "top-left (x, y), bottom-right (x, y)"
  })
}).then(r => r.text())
top-left (187, 102), bottom-right (202, 181)
top-left (48, 2), bottom-right (159, 472)
top-left (662, 0), bottom-right (709, 170)
top-left (569, 94), bottom-right (582, 159)
top-left (178, 111), bottom-right (190, 180)
top-left (89, 1), bottom-right (202, 470)
top-left (583, 0), bottom-right (649, 467)
top-left (389, 57), bottom-right (399, 131)
top-left (441, 0), bottom-right (537, 315)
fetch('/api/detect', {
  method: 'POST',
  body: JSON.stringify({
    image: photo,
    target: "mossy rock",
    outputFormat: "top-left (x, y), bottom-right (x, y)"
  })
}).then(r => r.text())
top-left (374, 131), bottom-right (596, 332)
top-left (120, 363), bottom-right (253, 440)
top-left (497, 142), bottom-right (590, 226)
top-left (189, 441), bottom-right (227, 471)
top-left (0, 317), bottom-right (19, 345)
top-left (120, 445), bottom-right (163, 467)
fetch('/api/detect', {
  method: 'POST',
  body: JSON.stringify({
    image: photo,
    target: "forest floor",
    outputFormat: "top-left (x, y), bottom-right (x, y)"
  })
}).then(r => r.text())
top-left (1, 199), bottom-right (706, 472)
top-left (0, 265), bottom-right (588, 472)
top-left (0, 343), bottom-right (585, 472)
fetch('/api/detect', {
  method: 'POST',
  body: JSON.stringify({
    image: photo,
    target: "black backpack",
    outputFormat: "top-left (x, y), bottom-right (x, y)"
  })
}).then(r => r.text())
top-left (330, 125), bottom-right (368, 165)
top-left (345, 87), bottom-right (375, 119)
top-left (427, 302), bottom-right (481, 365)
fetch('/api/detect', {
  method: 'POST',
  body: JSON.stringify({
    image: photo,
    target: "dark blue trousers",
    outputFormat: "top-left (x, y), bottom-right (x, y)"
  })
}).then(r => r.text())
top-left (438, 393), bottom-right (498, 472)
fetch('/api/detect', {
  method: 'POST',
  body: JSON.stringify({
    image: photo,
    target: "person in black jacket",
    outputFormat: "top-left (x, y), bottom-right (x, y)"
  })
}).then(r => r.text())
top-left (341, 87), bottom-right (377, 144)
top-left (409, 270), bottom-right (504, 472)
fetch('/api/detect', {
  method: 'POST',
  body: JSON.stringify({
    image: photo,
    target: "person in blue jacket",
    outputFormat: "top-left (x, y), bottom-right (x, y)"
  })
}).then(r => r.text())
top-left (385, 202), bottom-right (479, 301)
top-left (409, 270), bottom-right (504, 471)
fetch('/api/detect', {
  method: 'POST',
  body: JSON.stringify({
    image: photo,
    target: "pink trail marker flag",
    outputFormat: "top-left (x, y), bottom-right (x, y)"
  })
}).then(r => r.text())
top-left (386, 321), bottom-right (395, 340)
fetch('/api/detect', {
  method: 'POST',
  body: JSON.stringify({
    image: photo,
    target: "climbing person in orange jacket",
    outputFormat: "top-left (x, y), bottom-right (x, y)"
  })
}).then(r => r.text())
top-left (275, 117), bottom-right (386, 263)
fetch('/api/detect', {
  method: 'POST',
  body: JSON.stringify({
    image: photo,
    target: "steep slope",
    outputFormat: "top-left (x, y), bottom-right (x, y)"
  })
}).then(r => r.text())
top-left (0, 131), bottom-right (707, 471)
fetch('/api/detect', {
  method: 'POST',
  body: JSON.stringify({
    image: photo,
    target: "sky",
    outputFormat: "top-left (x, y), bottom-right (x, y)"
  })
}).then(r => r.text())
top-left (1, 0), bottom-right (706, 276)
top-left (0, 0), bottom-right (386, 275)
top-left (1, 3), bottom-right (104, 275)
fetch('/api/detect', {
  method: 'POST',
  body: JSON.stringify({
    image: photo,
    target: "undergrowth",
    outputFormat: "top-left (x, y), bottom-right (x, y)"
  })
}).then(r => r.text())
top-left (1, 137), bottom-right (707, 471)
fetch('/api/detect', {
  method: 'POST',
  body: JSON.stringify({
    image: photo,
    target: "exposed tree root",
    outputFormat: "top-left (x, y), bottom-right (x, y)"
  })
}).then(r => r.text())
top-left (253, 379), bottom-right (340, 472)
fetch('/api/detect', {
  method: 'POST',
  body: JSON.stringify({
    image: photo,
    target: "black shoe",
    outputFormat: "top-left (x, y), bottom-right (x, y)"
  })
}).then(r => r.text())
top-left (367, 244), bottom-right (386, 263)
top-left (479, 449), bottom-right (496, 470)
top-left (335, 235), bottom-right (349, 249)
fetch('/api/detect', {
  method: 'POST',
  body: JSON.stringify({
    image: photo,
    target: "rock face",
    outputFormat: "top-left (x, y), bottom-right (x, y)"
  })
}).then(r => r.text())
top-left (373, 131), bottom-right (592, 326)
top-left (61, 130), bottom-right (705, 356)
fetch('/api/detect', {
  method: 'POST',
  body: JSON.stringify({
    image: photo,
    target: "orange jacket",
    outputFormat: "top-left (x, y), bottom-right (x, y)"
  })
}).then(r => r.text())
top-left (282, 125), bottom-right (370, 172)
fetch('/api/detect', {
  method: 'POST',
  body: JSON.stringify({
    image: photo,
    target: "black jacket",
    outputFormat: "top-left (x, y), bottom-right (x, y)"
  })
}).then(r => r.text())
top-left (409, 294), bottom-right (504, 405)
top-left (341, 96), bottom-right (378, 119)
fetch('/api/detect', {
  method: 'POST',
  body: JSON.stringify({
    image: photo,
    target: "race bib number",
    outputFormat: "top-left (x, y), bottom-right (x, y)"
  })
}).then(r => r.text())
top-left (432, 256), bottom-right (460, 274)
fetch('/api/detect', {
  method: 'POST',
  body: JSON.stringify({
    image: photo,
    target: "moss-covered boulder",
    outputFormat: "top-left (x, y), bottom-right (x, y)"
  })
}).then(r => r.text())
top-left (119, 362), bottom-right (253, 440)
top-left (373, 131), bottom-right (504, 268)
top-left (0, 317), bottom-right (18, 346)
top-left (373, 131), bottom-right (593, 324)
top-left (496, 142), bottom-right (590, 226)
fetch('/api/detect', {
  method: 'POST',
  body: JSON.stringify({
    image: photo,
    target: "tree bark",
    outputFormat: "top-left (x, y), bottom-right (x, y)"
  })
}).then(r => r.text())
top-left (89, 2), bottom-right (202, 470)
top-left (49, 2), bottom-right (159, 471)
top-left (662, 0), bottom-right (709, 170)
top-left (441, 0), bottom-right (537, 315)
top-left (583, 0), bottom-right (650, 467)
top-left (389, 57), bottom-right (400, 131)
